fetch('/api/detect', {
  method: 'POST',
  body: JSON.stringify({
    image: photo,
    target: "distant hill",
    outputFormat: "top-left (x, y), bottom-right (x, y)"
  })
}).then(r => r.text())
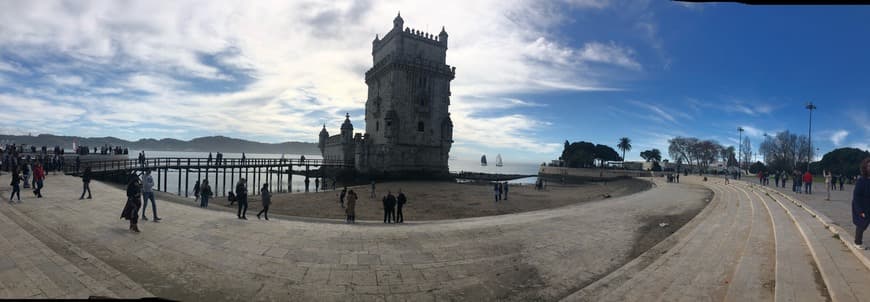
top-left (0, 134), bottom-right (320, 155)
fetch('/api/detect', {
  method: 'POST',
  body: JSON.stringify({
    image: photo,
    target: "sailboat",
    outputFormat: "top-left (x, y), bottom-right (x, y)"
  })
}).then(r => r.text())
top-left (495, 154), bottom-right (503, 167)
top-left (481, 154), bottom-right (488, 166)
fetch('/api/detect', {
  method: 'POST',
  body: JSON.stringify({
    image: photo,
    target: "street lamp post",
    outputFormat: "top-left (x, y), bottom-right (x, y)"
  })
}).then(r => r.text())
top-left (806, 102), bottom-right (817, 172)
top-left (738, 127), bottom-right (744, 174)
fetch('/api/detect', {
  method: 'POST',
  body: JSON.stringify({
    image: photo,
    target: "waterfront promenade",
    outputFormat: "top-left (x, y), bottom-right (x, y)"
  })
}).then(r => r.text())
top-left (0, 173), bottom-right (867, 301)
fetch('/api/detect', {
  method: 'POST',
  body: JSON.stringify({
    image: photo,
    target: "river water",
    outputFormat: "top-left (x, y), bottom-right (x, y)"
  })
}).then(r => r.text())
top-left (129, 150), bottom-right (540, 197)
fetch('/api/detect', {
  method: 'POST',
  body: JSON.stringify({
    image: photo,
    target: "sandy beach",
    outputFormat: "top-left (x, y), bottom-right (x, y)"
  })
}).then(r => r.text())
top-left (210, 178), bottom-right (653, 221)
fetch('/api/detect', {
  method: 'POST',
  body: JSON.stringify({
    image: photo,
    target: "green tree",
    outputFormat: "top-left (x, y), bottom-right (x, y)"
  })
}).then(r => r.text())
top-left (563, 141), bottom-right (597, 168)
top-left (617, 137), bottom-right (632, 168)
top-left (640, 149), bottom-right (662, 162)
top-left (749, 161), bottom-right (767, 174)
top-left (817, 147), bottom-right (870, 177)
top-left (595, 144), bottom-right (622, 167)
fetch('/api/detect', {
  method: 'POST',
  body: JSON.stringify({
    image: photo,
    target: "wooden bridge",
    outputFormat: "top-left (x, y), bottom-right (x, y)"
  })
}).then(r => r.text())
top-left (64, 157), bottom-right (354, 197)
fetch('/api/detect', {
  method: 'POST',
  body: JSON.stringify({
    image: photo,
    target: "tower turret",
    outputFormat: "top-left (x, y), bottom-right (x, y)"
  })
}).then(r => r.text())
top-left (438, 26), bottom-right (448, 47)
top-left (393, 12), bottom-right (404, 30)
top-left (340, 113), bottom-right (354, 143)
top-left (318, 124), bottom-right (329, 153)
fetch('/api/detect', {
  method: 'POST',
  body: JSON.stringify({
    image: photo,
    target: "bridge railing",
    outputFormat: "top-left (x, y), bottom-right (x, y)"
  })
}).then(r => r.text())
top-left (63, 157), bottom-right (352, 174)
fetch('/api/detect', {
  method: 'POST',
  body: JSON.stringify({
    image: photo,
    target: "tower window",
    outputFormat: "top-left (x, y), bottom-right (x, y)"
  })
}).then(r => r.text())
top-left (417, 122), bottom-right (424, 132)
top-left (376, 121), bottom-right (379, 131)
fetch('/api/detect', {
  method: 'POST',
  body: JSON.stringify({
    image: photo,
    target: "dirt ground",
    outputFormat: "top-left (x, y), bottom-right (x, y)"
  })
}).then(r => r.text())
top-left (205, 178), bottom-right (653, 221)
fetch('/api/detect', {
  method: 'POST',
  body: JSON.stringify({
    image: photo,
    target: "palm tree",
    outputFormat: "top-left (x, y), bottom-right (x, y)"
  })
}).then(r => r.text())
top-left (617, 137), bottom-right (632, 169)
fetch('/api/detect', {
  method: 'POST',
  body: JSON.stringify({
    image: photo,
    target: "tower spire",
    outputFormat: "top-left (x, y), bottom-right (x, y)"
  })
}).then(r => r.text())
top-left (393, 11), bottom-right (404, 29)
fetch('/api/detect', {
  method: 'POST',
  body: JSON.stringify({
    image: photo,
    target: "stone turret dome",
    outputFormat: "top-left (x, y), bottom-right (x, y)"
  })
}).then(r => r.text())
top-left (341, 113), bottom-right (353, 131)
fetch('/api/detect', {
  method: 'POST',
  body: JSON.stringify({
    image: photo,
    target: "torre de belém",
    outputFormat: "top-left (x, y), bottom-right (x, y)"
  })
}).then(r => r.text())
top-left (318, 13), bottom-right (455, 177)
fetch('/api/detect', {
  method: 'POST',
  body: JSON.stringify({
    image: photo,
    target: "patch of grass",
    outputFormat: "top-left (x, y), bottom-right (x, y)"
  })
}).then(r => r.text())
top-left (832, 233), bottom-right (840, 240)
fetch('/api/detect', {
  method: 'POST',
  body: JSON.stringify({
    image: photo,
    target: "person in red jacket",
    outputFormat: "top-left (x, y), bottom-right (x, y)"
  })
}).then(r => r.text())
top-left (31, 162), bottom-right (45, 198)
top-left (803, 170), bottom-right (813, 195)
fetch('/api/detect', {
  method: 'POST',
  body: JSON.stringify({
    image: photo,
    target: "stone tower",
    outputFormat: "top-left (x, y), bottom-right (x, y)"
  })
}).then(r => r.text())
top-left (357, 12), bottom-right (455, 176)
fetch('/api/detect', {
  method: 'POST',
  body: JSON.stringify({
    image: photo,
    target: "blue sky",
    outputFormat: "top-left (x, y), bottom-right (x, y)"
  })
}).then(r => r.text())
top-left (0, 1), bottom-right (868, 163)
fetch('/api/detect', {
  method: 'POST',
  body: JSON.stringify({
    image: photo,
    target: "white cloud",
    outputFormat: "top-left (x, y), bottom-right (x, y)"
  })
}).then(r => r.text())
top-left (49, 74), bottom-right (84, 86)
top-left (829, 130), bottom-right (848, 146)
top-left (0, 0), bottom-right (644, 159)
top-left (629, 100), bottom-right (676, 123)
top-left (578, 41), bottom-right (641, 70)
top-left (738, 125), bottom-right (764, 138)
top-left (0, 60), bottom-right (25, 73)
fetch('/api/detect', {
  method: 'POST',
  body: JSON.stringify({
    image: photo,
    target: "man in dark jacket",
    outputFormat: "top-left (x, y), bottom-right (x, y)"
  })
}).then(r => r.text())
top-left (79, 167), bottom-right (92, 199)
top-left (383, 191), bottom-right (396, 224)
top-left (121, 173), bottom-right (142, 232)
top-left (236, 178), bottom-right (248, 220)
top-left (396, 190), bottom-right (407, 223)
top-left (852, 158), bottom-right (870, 250)
top-left (340, 187), bottom-right (347, 208)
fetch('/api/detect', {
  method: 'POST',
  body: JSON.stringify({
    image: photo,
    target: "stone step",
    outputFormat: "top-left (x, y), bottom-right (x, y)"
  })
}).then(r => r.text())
top-left (653, 184), bottom-right (760, 302)
top-left (0, 203), bottom-right (152, 299)
top-left (720, 185), bottom-right (776, 302)
top-left (0, 206), bottom-right (114, 298)
top-left (754, 184), bottom-right (870, 302)
top-left (563, 182), bottom-right (726, 301)
top-left (587, 182), bottom-right (751, 301)
top-left (743, 186), bottom-right (827, 302)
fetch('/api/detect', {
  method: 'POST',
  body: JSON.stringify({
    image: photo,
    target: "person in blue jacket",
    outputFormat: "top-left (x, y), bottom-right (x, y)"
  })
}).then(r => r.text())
top-left (852, 158), bottom-right (870, 250)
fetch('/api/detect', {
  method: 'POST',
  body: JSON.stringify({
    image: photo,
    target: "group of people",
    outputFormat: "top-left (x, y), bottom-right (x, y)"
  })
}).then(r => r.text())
top-left (7, 160), bottom-right (46, 202)
top-left (119, 170), bottom-right (161, 233)
top-left (206, 152), bottom-right (225, 165)
top-left (381, 190), bottom-right (407, 224)
top-left (493, 182), bottom-right (509, 202)
top-left (191, 179), bottom-right (214, 208)
top-left (76, 145), bottom-right (127, 156)
top-left (339, 187), bottom-right (358, 223)
top-left (3, 145), bottom-right (65, 173)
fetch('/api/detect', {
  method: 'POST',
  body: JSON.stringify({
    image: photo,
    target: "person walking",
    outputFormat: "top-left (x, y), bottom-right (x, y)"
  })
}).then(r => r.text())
top-left (200, 179), bottom-right (212, 208)
top-left (781, 172), bottom-right (788, 188)
top-left (79, 167), bottom-right (92, 199)
top-left (193, 179), bottom-right (201, 203)
top-left (493, 182), bottom-right (500, 202)
top-left (141, 170), bottom-right (160, 222)
top-left (840, 175), bottom-right (845, 191)
top-left (383, 191), bottom-right (396, 224)
top-left (825, 170), bottom-right (832, 201)
top-left (396, 190), bottom-right (407, 223)
top-left (794, 170), bottom-right (802, 194)
top-left (775, 172), bottom-right (781, 188)
top-left (803, 171), bottom-right (813, 194)
top-left (22, 162), bottom-right (30, 189)
top-left (503, 182), bottom-right (509, 200)
top-left (120, 173), bottom-right (142, 233)
top-left (345, 189), bottom-right (357, 223)
top-left (339, 187), bottom-right (347, 208)
top-left (9, 168), bottom-right (21, 203)
top-left (370, 180), bottom-right (376, 199)
top-left (236, 178), bottom-right (248, 219)
top-left (257, 183), bottom-right (271, 220)
top-left (32, 162), bottom-right (44, 198)
top-left (851, 158), bottom-right (870, 250)
top-left (315, 178), bottom-right (320, 192)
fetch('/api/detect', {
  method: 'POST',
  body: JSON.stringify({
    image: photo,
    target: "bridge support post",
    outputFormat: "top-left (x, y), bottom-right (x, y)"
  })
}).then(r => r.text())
top-left (163, 164), bottom-right (167, 193)
top-left (177, 159), bottom-right (181, 195)
top-left (185, 159), bottom-right (189, 197)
